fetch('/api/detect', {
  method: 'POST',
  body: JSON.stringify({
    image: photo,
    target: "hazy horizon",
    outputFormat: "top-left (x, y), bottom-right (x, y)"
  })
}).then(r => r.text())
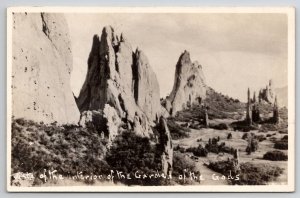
top-left (66, 13), bottom-right (288, 102)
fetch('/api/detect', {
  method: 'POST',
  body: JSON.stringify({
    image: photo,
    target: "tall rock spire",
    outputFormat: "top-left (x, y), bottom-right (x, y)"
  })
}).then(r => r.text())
top-left (76, 26), bottom-right (163, 137)
top-left (166, 50), bottom-right (206, 116)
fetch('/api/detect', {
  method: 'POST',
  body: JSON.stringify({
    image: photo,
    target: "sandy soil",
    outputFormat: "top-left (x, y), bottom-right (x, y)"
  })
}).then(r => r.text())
top-left (173, 125), bottom-right (288, 185)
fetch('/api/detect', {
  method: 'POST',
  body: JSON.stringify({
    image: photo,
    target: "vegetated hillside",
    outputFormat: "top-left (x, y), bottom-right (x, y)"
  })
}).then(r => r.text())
top-left (11, 118), bottom-right (109, 180)
top-left (174, 87), bottom-right (245, 122)
top-left (11, 118), bottom-right (179, 186)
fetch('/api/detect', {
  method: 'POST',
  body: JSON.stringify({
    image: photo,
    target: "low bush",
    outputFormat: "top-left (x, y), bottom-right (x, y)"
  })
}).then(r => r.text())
top-left (246, 138), bottom-right (259, 155)
top-left (227, 133), bottom-right (232, 139)
top-left (274, 140), bottom-right (288, 150)
top-left (166, 119), bottom-right (190, 140)
top-left (172, 152), bottom-right (199, 185)
top-left (282, 135), bottom-right (288, 140)
top-left (205, 140), bottom-right (236, 155)
top-left (208, 160), bottom-right (284, 185)
top-left (255, 134), bottom-right (266, 142)
top-left (263, 150), bottom-right (288, 161)
top-left (242, 133), bottom-right (249, 140)
top-left (11, 119), bottom-right (109, 180)
top-left (174, 145), bottom-right (186, 153)
top-left (186, 144), bottom-right (208, 157)
top-left (209, 123), bottom-right (228, 130)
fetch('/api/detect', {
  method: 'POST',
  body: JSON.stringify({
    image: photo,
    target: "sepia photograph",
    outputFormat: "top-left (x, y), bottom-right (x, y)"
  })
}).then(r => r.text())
top-left (6, 7), bottom-right (295, 192)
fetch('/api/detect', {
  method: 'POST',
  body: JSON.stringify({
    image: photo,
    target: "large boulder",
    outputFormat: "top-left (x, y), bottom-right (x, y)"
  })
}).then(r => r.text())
top-left (167, 50), bottom-right (206, 116)
top-left (76, 26), bottom-right (163, 137)
top-left (78, 104), bottom-right (121, 143)
top-left (12, 13), bottom-right (80, 124)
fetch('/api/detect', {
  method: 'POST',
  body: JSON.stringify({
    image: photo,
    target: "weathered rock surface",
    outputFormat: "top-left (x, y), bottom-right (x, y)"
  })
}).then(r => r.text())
top-left (166, 50), bottom-right (206, 116)
top-left (79, 104), bottom-right (121, 143)
top-left (258, 80), bottom-right (275, 104)
top-left (12, 13), bottom-right (80, 124)
top-left (133, 49), bottom-right (162, 122)
top-left (76, 26), bottom-right (163, 137)
top-left (157, 116), bottom-right (173, 175)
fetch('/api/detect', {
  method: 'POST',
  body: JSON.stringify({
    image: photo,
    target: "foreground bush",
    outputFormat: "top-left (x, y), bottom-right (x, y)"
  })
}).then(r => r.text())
top-left (106, 131), bottom-right (164, 186)
top-left (208, 160), bottom-right (284, 185)
top-left (263, 150), bottom-right (288, 161)
top-left (172, 152), bottom-right (199, 185)
top-left (11, 119), bottom-right (109, 179)
top-left (274, 140), bottom-right (288, 150)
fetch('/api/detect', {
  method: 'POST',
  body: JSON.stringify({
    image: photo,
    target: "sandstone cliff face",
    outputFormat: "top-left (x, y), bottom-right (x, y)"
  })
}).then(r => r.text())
top-left (166, 50), bottom-right (206, 116)
top-left (12, 13), bottom-right (80, 124)
top-left (76, 26), bottom-right (162, 137)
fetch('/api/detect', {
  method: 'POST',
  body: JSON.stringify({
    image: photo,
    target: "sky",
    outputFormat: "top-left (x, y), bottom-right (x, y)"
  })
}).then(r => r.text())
top-left (65, 13), bottom-right (288, 102)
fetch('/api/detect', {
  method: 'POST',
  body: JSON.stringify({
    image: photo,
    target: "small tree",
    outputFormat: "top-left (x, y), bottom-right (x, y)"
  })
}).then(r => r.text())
top-left (227, 133), bottom-right (232, 139)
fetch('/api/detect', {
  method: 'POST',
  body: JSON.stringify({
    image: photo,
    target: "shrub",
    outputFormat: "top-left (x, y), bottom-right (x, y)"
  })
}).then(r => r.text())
top-left (227, 133), bottom-right (232, 139)
top-left (274, 140), bottom-right (288, 150)
top-left (186, 144), bottom-right (208, 157)
top-left (255, 134), bottom-right (266, 142)
top-left (210, 123), bottom-right (228, 130)
top-left (11, 119), bottom-right (108, 180)
top-left (246, 138), bottom-right (259, 155)
top-left (282, 135), bottom-right (288, 140)
top-left (263, 150), bottom-right (288, 161)
top-left (174, 145), bottom-right (186, 153)
top-left (208, 160), bottom-right (284, 185)
top-left (166, 119), bottom-right (190, 140)
top-left (238, 162), bottom-right (284, 185)
top-left (172, 152), bottom-right (199, 185)
top-left (205, 140), bottom-right (235, 155)
top-left (242, 133), bottom-right (248, 140)
top-left (106, 130), bottom-right (164, 186)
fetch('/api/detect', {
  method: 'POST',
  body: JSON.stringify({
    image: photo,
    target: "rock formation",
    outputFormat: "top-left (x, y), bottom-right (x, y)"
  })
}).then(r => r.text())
top-left (258, 80), bottom-right (275, 104)
top-left (166, 50), bottom-right (206, 116)
top-left (203, 105), bottom-right (209, 127)
top-left (156, 116), bottom-right (173, 176)
top-left (76, 26), bottom-right (162, 137)
top-left (12, 13), bottom-right (80, 124)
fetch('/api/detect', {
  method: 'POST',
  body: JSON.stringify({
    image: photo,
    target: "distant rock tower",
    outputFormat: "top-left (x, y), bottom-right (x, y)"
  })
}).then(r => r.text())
top-left (258, 79), bottom-right (275, 104)
top-left (246, 88), bottom-right (252, 125)
top-left (203, 105), bottom-right (209, 128)
top-left (273, 95), bottom-right (279, 124)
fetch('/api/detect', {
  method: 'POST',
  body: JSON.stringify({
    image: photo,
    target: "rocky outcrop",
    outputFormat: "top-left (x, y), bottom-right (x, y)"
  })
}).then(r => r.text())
top-left (166, 50), bottom-right (206, 116)
top-left (157, 116), bottom-right (173, 176)
top-left (12, 13), bottom-right (80, 124)
top-left (76, 26), bottom-right (162, 137)
top-left (79, 104), bottom-right (121, 143)
top-left (258, 80), bottom-right (275, 104)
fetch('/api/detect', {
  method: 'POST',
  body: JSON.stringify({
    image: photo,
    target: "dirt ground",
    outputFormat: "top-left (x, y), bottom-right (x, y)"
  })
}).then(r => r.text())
top-left (173, 125), bottom-right (288, 185)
